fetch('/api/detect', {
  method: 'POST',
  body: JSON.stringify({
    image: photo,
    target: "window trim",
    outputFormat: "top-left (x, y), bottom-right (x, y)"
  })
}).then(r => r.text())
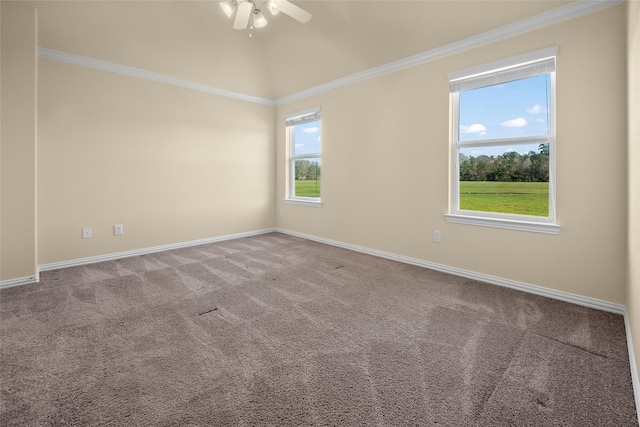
top-left (284, 198), bottom-right (322, 208)
top-left (447, 47), bottom-right (559, 234)
top-left (284, 107), bottom-right (322, 206)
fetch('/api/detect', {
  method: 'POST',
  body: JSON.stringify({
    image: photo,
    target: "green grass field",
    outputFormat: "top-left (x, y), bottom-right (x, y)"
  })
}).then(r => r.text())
top-left (459, 181), bottom-right (549, 216)
top-left (295, 179), bottom-right (321, 197)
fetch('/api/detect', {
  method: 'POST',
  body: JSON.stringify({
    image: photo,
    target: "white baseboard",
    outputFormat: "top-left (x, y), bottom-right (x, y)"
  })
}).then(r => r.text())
top-left (625, 310), bottom-right (640, 425)
top-left (38, 228), bottom-right (277, 273)
top-left (275, 228), bottom-right (625, 315)
top-left (7, 227), bottom-right (625, 315)
top-left (0, 274), bottom-right (40, 290)
top-left (4, 227), bottom-right (635, 419)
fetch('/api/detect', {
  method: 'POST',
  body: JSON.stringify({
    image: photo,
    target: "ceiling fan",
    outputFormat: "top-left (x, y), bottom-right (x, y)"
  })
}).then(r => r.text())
top-left (220, 0), bottom-right (312, 30)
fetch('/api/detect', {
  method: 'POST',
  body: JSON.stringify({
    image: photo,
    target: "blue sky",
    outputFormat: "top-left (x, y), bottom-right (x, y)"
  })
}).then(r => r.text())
top-left (293, 120), bottom-right (321, 156)
top-left (459, 74), bottom-right (550, 157)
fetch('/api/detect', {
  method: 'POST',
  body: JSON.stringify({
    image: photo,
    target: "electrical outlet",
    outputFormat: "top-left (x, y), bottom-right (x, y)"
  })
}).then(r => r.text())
top-left (433, 230), bottom-right (442, 243)
top-left (114, 224), bottom-right (123, 236)
top-left (82, 228), bottom-right (92, 239)
top-left (279, 208), bottom-right (284, 217)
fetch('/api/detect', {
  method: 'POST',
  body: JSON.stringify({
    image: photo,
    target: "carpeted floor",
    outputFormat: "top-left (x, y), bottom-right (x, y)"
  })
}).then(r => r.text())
top-left (0, 232), bottom-right (637, 426)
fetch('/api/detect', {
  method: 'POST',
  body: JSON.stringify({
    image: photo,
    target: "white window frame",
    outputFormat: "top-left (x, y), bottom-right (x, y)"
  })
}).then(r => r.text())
top-left (445, 47), bottom-right (560, 234)
top-left (285, 107), bottom-right (322, 207)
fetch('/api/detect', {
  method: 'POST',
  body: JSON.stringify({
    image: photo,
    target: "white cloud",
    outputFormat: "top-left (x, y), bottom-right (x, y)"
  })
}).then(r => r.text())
top-left (460, 123), bottom-right (487, 134)
top-left (303, 126), bottom-right (319, 134)
top-left (295, 143), bottom-right (304, 148)
top-left (527, 104), bottom-right (542, 114)
top-left (500, 117), bottom-right (528, 128)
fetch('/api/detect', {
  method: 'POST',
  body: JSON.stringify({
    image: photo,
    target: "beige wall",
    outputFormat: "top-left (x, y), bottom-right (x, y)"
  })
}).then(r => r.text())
top-left (276, 5), bottom-right (628, 304)
top-left (0, 1), bottom-right (276, 274)
top-left (1, 3), bottom-right (38, 281)
top-left (0, 0), bottom-right (636, 410)
top-left (34, 1), bottom-right (275, 99)
top-left (0, 2), bottom-right (632, 313)
top-left (37, 60), bottom-right (275, 265)
top-left (627, 0), bottom-right (640, 393)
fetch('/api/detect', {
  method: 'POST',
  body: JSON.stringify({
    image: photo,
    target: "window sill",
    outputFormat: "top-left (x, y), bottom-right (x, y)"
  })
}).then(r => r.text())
top-left (284, 199), bottom-right (322, 208)
top-left (444, 213), bottom-right (560, 234)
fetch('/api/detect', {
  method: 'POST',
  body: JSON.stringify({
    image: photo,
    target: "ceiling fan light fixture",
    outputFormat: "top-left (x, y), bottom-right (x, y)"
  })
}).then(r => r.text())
top-left (252, 9), bottom-right (268, 28)
top-left (224, 0), bottom-right (310, 30)
top-left (220, 0), bottom-right (236, 18)
top-left (266, 0), bottom-right (281, 16)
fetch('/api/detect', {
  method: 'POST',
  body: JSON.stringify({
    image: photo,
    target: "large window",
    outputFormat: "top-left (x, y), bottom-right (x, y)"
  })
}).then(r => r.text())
top-left (446, 47), bottom-right (560, 234)
top-left (286, 107), bottom-right (321, 205)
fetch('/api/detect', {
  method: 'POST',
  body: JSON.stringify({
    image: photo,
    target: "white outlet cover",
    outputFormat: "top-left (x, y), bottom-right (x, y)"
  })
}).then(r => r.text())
top-left (82, 228), bottom-right (92, 239)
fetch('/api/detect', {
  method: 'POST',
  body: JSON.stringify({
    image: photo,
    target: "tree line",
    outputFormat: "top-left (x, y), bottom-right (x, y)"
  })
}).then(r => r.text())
top-left (295, 159), bottom-right (321, 181)
top-left (460, 144), bottom-right (549, 182)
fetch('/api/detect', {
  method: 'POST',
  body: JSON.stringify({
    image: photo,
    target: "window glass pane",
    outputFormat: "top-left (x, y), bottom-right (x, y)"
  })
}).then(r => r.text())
top-left (293, 120), bottom-right (321, 155)
top-left (294, 158), bottom-right (321, 198)
top-left (459, 144), bottom-right (549, 216)
top-left (459, 74), bottom-right (550, 141)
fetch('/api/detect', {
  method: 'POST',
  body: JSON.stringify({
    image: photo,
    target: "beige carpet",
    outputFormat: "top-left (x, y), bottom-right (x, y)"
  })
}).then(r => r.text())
top-left (1, 232), bottom-right (637, 426)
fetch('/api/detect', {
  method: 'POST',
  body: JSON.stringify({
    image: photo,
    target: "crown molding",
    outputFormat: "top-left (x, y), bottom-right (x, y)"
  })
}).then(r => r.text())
top-left (38, 1), bottom-right (621, 108)
top-left (38, 47), bottom-right (276, 107)
top-left (275, 0), bottom-right (622, 105)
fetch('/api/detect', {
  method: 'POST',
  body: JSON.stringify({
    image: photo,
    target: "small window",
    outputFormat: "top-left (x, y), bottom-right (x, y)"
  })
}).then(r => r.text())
top-left (285, 107), bottom-right (321, 206)
top-left (446, 47), bottom-right (560, 234)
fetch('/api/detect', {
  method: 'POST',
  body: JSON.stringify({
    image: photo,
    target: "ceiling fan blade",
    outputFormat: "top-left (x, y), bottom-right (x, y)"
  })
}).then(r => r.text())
top-left (233, 1), bottom-right (253, 30)
top-left (279, 0), bottom-right (312, 23)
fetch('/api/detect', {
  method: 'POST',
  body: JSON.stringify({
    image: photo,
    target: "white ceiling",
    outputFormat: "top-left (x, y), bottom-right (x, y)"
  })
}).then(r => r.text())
top-left (31, 1), bottom-right (572, 99)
